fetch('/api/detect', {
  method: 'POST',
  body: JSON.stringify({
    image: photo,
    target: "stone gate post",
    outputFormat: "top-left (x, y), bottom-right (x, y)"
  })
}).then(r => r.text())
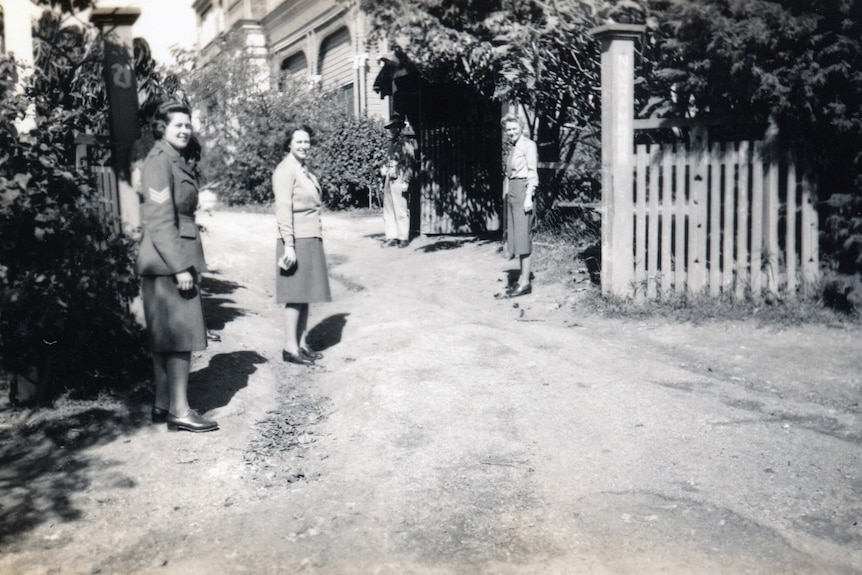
top-left (590, 23), bottom-right (645, 297)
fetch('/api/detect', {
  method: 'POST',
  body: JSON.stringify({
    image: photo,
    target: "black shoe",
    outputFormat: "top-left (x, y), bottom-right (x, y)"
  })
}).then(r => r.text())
top-left (206, 330), bottom-right (221, 342)
top-left (381, 239), bottom-right (398, 248)
top-left (300, 347), bottom-right (323, 361)
top-left (166, 410), bottom-right (218, 432)
top-left (283, 350), bottom-right (314, 365)
top-left (397, 240), bottom-right (409, 248)
top-left (151, 406), bottom-right (169, 424)
top-left (506, 284), bottom-right (532, 298)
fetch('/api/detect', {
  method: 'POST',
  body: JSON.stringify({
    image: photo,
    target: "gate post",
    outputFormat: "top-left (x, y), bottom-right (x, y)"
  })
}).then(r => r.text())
top-left (91, 8), bottom-right (142, 231)
top-left (590, 24), bottom-right (644, 297)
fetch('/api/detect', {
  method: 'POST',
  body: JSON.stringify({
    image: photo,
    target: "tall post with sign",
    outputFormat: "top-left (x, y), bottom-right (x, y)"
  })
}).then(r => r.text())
top-left (91, 8), bottom-right (142, 230)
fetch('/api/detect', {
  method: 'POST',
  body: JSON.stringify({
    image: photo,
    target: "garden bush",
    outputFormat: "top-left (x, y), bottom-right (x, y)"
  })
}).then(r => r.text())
top-left (177, 32), bottom-right (390, 210)
top-left (0, 16), bottom-right (148, 405)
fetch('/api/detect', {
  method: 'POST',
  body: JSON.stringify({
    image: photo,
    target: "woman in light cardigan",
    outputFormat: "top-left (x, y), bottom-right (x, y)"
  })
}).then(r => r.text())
top-left (273, 124), bottom-right (331, 365)
top-left (502, 113), bottom-right (538, 298)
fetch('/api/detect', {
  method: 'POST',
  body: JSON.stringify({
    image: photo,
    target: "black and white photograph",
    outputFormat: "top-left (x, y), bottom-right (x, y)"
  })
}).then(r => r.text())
top-left (1, 0), bottom-right (860, 573)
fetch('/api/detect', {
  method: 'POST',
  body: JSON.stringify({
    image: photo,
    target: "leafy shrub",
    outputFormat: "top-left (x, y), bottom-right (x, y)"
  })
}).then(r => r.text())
top-left (176, 31), bottom-right (390, 209)
top-left (0, 18), bottom-right (148, 404)
top-left (822, 192), bottom-right (862, 275)
top-left (311, 105), bottom-right (389, 210)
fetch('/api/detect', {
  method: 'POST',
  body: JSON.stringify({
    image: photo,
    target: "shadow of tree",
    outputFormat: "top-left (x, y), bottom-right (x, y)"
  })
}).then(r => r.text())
top-left (201, 273), bottom-right (241, 296)
top-left (417, 233), bottom-right (500, 254)
top-left (0, 348), bottom-right (269, 544)
top-left (201, 273), bottom-right (245, 332)
top-left (307, 313), bottom-right (349, 352)
top-left (203, 297), bottom-right (245, 332)
top-left (192, 351), bottom-right (267, 414)
top-left (0, 405), bottom-right (140, 545)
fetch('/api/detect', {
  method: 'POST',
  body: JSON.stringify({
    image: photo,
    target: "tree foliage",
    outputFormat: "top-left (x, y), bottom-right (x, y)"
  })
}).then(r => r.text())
top-left (358, 0), bottom-right (642, 207)
top-left (1, 13), bottom-right (148, 404)
top-left (361, 0), bottom-right (862, 273)
top-left (643, 0), bottom-right (862, 274)
top-left (174, 31), bottom-right (390, 208)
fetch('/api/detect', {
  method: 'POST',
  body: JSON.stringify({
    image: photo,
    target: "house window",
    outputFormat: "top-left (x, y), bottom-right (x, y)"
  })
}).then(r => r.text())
top-left (279, 52), bottom-right (307, 91)
top-left (318, 27), bottom-right (352, 90)
top-left (341, 84), bottom-right (354, 117)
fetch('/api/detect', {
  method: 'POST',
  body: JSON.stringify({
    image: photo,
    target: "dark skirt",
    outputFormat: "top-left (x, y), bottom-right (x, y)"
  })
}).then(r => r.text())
top-left (276, 237), bottom-right (332, 304)
top-left (141, 275), bottom-right (207, 353)
top-left (506, 178), bottom-right (533, 256)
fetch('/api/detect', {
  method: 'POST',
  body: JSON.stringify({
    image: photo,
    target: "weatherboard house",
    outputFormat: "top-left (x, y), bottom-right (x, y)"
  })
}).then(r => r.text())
top-left (192, 0), bottom-right (503, 235)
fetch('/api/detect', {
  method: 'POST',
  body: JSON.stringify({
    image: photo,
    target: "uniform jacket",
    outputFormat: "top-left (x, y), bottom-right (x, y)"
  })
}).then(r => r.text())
top-left (503, 135), bottom-right (539, 196)
top-left (136, 139), bottom-right (207, 276)
top-left (273, 153), bottom-right (323, 246)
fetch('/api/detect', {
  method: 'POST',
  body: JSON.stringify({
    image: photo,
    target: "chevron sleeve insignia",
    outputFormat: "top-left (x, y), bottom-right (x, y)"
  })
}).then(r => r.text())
top-left (148, 187), bottom-right (171, 204)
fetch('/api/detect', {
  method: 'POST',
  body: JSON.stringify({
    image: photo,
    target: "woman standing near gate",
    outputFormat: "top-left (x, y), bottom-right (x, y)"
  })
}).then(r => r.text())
top-left (274, 124), bottom-right (331, 365)
top-left (137, 101), bottom-right (218, 432)
top-left (501, 113), bottom-right (538, 298)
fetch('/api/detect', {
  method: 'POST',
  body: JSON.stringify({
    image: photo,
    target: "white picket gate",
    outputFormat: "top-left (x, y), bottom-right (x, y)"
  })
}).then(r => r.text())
top-left (631, 132), bottom-right (819, 299)
top-left (591, 23), bottom-right (819, 299)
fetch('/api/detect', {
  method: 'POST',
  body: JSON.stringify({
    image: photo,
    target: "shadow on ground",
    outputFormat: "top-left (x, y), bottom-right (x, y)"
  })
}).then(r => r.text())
top-left (417, 233), bottom-right (500, 254)
top-left (202, 273), bottom-right (245, 333)
top-left (193, 351), bottom-right (268, 414)
top-left (307, 313), bottom-right (349, 352)
top-left (0, 403), bottom-right (139, 545)
top-left (0, 275), bottom-right (254, 546)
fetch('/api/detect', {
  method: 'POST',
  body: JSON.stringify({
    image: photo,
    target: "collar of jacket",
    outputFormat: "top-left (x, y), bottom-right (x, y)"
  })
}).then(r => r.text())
top-left (153, 139), bottom-right (197, 178)
top-left (286, 152), bottom-right (307, 171)
top-left (152, 138), bottom-right (181, 159)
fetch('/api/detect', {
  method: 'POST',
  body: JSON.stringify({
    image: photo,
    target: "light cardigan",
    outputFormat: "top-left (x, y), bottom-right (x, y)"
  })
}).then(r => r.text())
top-left (273, 153), bottom-right (323, 246)
top-left (504, 135), bottom-right (539, 196)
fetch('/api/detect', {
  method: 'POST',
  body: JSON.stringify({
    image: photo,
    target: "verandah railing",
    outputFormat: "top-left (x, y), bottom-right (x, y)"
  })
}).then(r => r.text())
top-left (631, 123), bottom-right (819, 299)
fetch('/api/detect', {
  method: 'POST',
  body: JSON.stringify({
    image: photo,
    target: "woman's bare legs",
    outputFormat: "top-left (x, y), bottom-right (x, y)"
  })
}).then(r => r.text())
top-left (518, 253), bottom-right (532, 288)
top-left (153, 351), bottom-right (192, 416)
top-left (283, 303), bottom-right (304, 354)
top-left (296, 303), bottom-right (310, 351)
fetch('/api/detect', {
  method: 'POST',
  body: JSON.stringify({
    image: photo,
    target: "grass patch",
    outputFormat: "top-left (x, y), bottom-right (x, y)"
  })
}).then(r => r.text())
top-left (528, 226), bottom-right (860, 327)
top-left (577, 288), bottom-right (858, 327)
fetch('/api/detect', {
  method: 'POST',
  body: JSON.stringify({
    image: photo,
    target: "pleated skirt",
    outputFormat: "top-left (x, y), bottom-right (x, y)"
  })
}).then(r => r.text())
top-left (141, 275), bottom-right (207, 353)
top-left (276, 237), bottom-right (332, 304)
top-left (506, 178), bottom-right (533, 256)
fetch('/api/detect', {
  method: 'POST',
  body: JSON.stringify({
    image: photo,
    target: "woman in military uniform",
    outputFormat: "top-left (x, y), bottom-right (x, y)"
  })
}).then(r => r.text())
top-left (136, 101), bottom-right (217, 433)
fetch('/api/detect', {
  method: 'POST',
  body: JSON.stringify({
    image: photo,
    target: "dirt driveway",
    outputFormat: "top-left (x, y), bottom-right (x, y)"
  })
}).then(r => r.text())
top-left (1, 209), bottom-right (860, 575)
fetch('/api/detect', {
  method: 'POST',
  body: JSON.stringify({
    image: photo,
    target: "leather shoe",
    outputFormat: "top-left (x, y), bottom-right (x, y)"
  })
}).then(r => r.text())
top-left (166, 410), bottom-right (218, 433)
top-left (283, 349), bottom-right (314, 365)
top-left (506, 284), bottom-right (532, 298)
top-left (381, 239), bottom-right (398, 248)
top-left (151, 405), bottom-right (168, 424)
top-left (206, 329), bottom-right (221, 342)
top-left (397, 240), bottom-right (409, 248)
top-left (300, 347), bottom-right (323, 361)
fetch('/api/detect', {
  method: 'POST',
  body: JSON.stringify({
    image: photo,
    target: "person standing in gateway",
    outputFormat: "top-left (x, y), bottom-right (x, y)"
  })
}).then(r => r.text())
top-left (380, 113), bottom-right (415, 248)
top-left (501, 112), bottom-right (538, 298)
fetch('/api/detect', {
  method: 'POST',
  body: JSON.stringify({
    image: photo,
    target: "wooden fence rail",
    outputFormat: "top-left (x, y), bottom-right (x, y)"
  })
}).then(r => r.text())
top-left (631, 139), bottom-right (819, 299)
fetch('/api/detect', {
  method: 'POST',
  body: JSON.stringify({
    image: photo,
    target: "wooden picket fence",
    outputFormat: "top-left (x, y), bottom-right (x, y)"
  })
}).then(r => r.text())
top-left (630, 129), bottom-right (819, 299)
